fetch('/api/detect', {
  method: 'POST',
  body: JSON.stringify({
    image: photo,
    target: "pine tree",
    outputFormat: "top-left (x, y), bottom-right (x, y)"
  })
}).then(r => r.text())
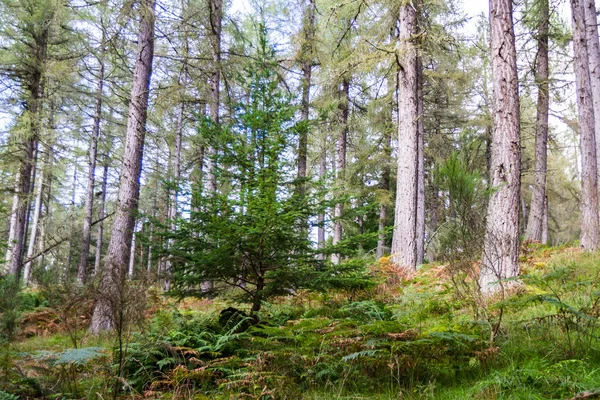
top-left (91, 0), bottom-right (156, 333)
top-left (480, 0), bottom-right (522, 292)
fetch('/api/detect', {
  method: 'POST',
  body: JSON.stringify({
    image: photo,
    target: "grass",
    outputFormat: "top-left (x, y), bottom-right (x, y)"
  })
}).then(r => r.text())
top-left (3, 245), bottom-right (600, 399)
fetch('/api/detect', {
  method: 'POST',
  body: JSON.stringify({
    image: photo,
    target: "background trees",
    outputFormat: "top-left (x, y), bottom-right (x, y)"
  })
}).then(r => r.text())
top-left (0, 0), bottom-right (593, 305)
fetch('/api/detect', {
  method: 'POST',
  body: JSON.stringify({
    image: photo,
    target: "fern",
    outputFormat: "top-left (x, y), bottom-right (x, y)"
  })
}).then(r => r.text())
top-left (0, 391), bottom-right (18, 400)
top-left (342, 349), bottom-right (383, 362)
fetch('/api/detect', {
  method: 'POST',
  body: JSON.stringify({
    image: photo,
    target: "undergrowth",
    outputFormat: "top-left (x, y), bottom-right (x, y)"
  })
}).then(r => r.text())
top-left (2, 246), bottom-right (600, 399)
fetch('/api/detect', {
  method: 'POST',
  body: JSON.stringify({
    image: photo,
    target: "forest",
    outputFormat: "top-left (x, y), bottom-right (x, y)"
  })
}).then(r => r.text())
top-left (2, 0), bottom-right (600, 398)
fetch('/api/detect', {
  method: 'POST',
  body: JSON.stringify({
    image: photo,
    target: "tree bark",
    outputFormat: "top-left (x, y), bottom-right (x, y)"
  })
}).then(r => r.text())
top-left (205, 0), bottom-right (223, 194)
top-left (94, 161), bottom-right (109, 275)
top-left (66, 157), bottom-right (78, 273)
top-left (317, 141), bottom-right (326, 260)
top-left (416, 55), bottom-right (426, 265)
top-left (391, 3), bottom-right (419, 272)
top-left (525, 0), bottom-right (549, 243)
top-left (91, 0), bottom-right (155, 333)
top-left (24, 144), bottom-right (52, 285)
top-left (78, 52), bottom-right (105, 284)
top-left (571, 0), bottom-right (600, 250)
top-left (583, 0), bottom-right (600, 184)
top-left (480, 0), bottom-right (522, 292)
top-left (331, 78), bottom-right (349, 265)
top-left (377, 78), bottom-right (394, 259)
top-left (297, 0), bottom-right (315, 198)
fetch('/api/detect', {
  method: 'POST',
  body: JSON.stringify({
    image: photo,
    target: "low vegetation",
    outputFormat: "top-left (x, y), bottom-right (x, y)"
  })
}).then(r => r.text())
top-left (1, 245), bottom-right (600, 399)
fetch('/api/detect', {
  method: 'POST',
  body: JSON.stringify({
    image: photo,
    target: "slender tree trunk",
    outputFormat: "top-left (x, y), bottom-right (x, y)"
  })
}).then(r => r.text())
top-left (165, 10), bottom-right (189, 289)
top-left (78, 54), bottom-right (105, 284)
top-left (8, 102), bottom-right (42, 278)
top-left (5, 175), bottom-right (19, 269)
top-left (205, 0), bottom-right (223, 193)
top-left (128, 224), bottom-right (136, 279)
top-left (38, 148), bottom-right (53, 270)
top-left (416, 56), bottom-right (426, 266)
top-left (571, 0), bottom-right (600, 250)
top-left (331, 78), bottom-right (349, 265)
top-left (480, 0), bottom-right (522, 292)
top-left (297, 0), bottom-right (315, 198)
top-left (542, 195), bottom-right (549, 244)
top-left (91, 0), bottom-right (155, 333)
top-left (94, 161), bottom-right (109, 275)
top-left (525, 0), bottom-right (549, 243)
top-left (317, 141), bottom-right (326, 260)
top-left (24, 145), bottom-right (51, 284)
top-left (66, 158), bottom-right (78, 273)
top-left (391, 3), bottom-right (419, 272)
top-left (583, 0), bottom-right (600, 182)
top-left (377, 74), bottom-right (395, 259)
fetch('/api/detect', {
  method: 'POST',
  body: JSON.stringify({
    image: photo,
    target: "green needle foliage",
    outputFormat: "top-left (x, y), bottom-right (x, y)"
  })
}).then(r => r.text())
top-left (158, 25), bottom-right (330, 314)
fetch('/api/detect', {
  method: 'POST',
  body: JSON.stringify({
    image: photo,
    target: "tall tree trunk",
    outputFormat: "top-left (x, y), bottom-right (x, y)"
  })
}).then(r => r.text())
top-left (205, 0), bottom-right (223, 193)
top-left (8, 92), bottom-right (43, 278)
top-left (583, 0), bottom-right (600, 182)
top-left (297, 0), bottom-right (315, 197)
top-left (66, 158), bottom-right (78, 273)
top-left (317, 141), bottom-right (327, 260)
top-left (416, 56), bottom-right (426, 266)
top-left (91, 0), bottom-right (155, 333)
top-left (128, 223), bottom-right (137, 279)
top-left (78, 53), bottom-right (105, 284)
top-left (165, 5), bottom-right (189, 290)
top-left (525, 0), bottom-right (549, 242)
top-left (480, 0), bottom-right (522, 292)
top-left (391, 3), bottom-right (418, 272)
top-left (331, 78), bottom-right (349, 265)
top-left (542, 195), bottom-right (549, 244)
top-left (24, 144), bottom-right (52, 284)
top-left (377, 73), bottom-right (396, 259)
top-left (94, 161), bottom-right (109, 275)
top-left (571, 0), bottom-right (600, 250)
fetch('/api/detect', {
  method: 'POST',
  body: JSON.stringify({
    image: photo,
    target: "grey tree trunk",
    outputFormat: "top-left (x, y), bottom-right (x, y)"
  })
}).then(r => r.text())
top-left (90, 0), bottom-right (155, 333)
top-left (391, 3), bottom-right (418, 272)
top-left (377, 72), bottom-right (396, 259)
top-left (583, 0), bottom-right (600, 183)
top-left (65, 156), bottom-right (79, 274)
top-left (78, 53), bottom-right (105, 284)
top-left (94, 162), bottom-right (109, 275)
top-left (525, 0), bottom-right (549, 243)
top-left (480, 0), bottom-right (522, 292)
top-left (331, 78), bottom-right (349, 265)
top-left (571, 0), bottom-right (600, 250)
top-left (542, 195), bottom-right (549, 244)
top-left (24, 144), bottom-right (52, 284)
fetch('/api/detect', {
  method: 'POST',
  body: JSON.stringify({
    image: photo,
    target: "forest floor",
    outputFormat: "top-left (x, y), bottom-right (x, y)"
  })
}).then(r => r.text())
top-left (4, 244), bottom-right (600, 399)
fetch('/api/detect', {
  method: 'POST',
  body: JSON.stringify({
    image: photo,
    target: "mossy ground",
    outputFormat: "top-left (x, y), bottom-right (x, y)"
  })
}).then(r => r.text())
top-left (4, 245), bottom-right (600, 399)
